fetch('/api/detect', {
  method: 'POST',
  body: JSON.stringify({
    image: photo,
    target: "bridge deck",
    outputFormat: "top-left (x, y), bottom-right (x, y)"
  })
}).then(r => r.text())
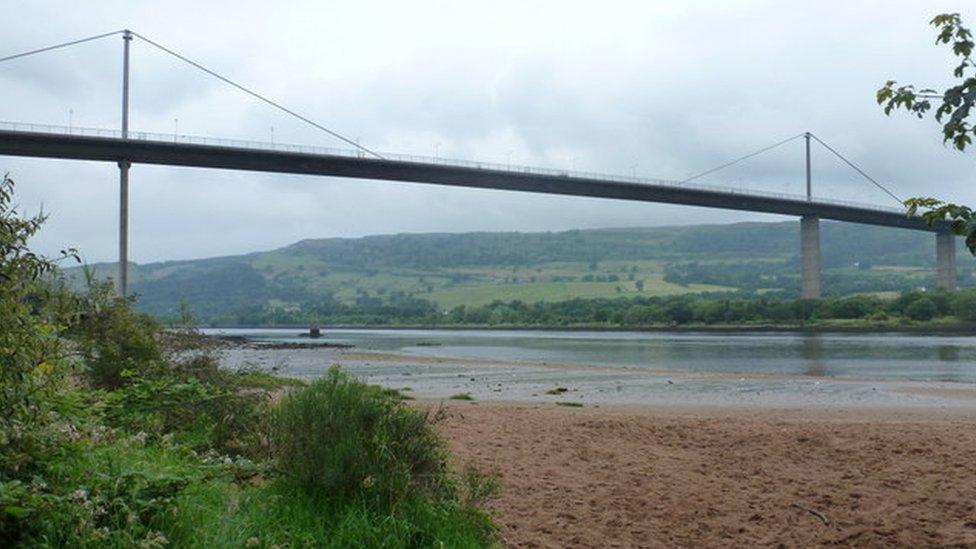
top-left (0, 129), bottom-right (942, 232)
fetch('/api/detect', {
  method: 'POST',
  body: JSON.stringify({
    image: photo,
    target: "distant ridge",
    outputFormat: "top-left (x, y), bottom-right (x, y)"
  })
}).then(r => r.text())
top-left (67, 221), bottom-right (973, 321)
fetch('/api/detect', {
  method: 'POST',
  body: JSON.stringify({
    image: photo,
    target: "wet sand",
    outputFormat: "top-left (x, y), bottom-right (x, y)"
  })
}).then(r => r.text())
top-left (221, 345), bottom-right (976, 412)
top-left (432, 401), bottom-right (976, 548)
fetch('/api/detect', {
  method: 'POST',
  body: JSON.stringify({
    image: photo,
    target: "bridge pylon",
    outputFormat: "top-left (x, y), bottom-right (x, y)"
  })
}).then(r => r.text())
top-left (936, 230), bottom-right (957, 291)
top-left (118, 30), bottom-right (132, 296)
top-left (799, 132), bottom-right (821, 299)
top-left (800, 215), bottom-right (821, 299)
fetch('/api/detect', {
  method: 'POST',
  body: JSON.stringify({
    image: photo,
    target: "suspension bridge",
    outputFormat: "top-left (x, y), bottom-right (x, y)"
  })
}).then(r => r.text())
top-left (0, 30), bottom-right (960, 298)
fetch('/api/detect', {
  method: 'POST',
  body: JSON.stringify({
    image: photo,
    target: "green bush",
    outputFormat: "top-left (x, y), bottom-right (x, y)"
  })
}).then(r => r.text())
top-left (905, 297), bottom-right (939, 321)
top-left (70, 276), bottom-right (163, 388)
top-left (273, 367), bottom-right (450, 506)
top-left (954, 290), bottom-right (976, 321)
top-left (0, 174), bottom-right (76, 481)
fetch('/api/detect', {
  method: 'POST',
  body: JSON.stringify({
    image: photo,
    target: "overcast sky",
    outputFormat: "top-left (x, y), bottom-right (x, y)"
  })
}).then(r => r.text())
top-left (0, 1), bottom-right (973, 264)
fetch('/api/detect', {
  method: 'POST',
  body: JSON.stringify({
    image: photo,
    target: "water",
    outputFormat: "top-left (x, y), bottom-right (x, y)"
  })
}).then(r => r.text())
top-left (205, 328), bottom-right (976, 409)
top-left (208, 328), bottom-right (976, 383)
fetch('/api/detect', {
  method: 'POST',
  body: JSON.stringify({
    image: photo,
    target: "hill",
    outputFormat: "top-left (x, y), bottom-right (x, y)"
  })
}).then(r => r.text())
top-left (69, 221), bottom-right (975, 323)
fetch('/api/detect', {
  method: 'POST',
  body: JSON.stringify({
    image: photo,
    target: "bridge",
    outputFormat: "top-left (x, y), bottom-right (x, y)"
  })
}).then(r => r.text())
top-left (0, 30), bottom-right (960, 298)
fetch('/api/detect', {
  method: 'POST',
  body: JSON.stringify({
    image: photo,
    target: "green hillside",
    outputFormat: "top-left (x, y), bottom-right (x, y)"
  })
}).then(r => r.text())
top-left (69, 221), bottom-right (976, 323)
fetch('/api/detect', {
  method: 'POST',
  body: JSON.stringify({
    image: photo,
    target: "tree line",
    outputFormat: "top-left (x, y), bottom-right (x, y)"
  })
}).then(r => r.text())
top-left (221, 289), bottom-right (976, 327)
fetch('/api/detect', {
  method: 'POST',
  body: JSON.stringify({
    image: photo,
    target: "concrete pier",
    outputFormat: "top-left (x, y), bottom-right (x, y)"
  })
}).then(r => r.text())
top-left (936, 231), bottom-right (957, 291)
top-left (801, 216), bottom-right (821, 299)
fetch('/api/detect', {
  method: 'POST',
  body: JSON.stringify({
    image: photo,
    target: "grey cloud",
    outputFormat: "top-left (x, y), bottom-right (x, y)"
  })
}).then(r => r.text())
top-left (1, 0), bottom-right (975, 264)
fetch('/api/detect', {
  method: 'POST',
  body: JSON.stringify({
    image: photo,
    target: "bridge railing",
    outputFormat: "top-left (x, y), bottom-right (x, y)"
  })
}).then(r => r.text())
top-left (0, 120), bottom-right (905, 215)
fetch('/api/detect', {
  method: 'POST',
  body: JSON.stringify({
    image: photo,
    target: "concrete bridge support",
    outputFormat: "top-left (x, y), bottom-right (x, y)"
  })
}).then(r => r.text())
top-left (801, 216), bottom-right (821, 299)
top-left (936, 230), bottom-right (957, 291)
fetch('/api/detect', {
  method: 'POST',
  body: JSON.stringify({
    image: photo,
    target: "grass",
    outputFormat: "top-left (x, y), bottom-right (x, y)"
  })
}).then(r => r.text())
top-left (556, 402), bottom-right (584, 408)
top-left (379, 387), bottom-right (414, 400)
top-left (234, 370), bottom-right (306, 390)
top-left (545, 387), bottom-right (569, 395)
top-left (450, 393), bottom-right (475, 401)
top-left (166, 482), bottom-right (495, 548)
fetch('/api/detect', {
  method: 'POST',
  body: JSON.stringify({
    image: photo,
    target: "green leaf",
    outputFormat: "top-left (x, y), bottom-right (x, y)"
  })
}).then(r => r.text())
top-left (4, 505), bottom-right (31, 518)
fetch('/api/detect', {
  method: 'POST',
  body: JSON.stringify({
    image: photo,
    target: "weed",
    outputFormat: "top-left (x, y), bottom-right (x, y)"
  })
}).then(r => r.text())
top-left (460, 465), bottom-right (501, 505)
top-left (449, 393), bottom-right (475, 401)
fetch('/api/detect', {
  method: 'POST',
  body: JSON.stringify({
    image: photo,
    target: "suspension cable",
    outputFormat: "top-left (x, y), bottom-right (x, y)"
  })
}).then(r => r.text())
top-left (0, 30), bottom-right (125, 64)
top-left (680, 133), bottom-right (805, 184)
top-left (129, 31), bottom-right (385, 159)
top-left (808, 133), bottom-right (902, 205)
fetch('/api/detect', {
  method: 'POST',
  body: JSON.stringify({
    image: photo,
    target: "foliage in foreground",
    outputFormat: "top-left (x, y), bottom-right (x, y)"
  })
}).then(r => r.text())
top-left (878, 12), bottom-right (976, 253)
top-left (0, 175), bottom-right (496, 547)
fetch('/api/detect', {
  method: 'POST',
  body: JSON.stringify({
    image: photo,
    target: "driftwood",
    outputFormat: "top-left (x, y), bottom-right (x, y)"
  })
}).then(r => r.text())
top-left (791, 502), bottom-right (830, 526)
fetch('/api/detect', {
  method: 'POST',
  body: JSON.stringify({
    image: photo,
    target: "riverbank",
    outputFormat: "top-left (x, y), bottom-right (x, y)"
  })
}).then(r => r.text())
top-left (432, 400), bottom-right (976, 547)
top-left (205, 321), bottom-right (976, 334)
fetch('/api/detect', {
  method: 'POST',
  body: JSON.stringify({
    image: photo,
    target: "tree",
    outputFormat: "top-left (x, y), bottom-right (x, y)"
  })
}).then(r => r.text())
top-left (954, 290), bottom-right (976, 320)
top-left (877, 13), bottom-right (976, 254)
top-left (905, 297), bottom-right (938, 321)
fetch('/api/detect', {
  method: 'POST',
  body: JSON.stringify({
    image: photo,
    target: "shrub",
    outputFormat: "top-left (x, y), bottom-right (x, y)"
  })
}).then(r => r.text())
top-left (905, 297), bottom-right (939, 321)
top-left (826, 295), bottom-right (884, 319)
top-left (70, 275), bottom-right (163, 388)
top-left (273, 367), bottom-right (449, 506)
top-left (953, 290), bottom-right (976, 321)
top-left (4, 437), bottom-right (211, 547)
top-left (0, 174), bottom-right (76, 479)
top-left (104, 374), bottom-right (269, 456)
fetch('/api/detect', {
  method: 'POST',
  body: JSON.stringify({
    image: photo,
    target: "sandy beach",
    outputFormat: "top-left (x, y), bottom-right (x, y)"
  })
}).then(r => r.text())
top-left (432, 401), bottom-right (976, 548)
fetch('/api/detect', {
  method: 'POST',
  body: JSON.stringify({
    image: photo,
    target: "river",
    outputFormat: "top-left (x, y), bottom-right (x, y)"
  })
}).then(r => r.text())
top-left (206, 328), bottom-right (976, 410)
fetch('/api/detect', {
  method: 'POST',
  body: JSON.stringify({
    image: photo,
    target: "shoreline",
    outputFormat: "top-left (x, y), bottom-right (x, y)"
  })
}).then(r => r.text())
top-left (214, 338), bottom-right (976, 413)
top-left (203, 322), bottom-right (976, 334)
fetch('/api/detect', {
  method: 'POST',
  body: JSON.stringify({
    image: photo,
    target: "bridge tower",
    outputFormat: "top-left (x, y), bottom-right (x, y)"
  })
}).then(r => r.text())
top-left (118, 30), bottom-right (132, 296)
top-left (936, 230), bottom-right (957, 291)
top-left (800, 132), bottom-right (821, 299)
top-left (801, 215), bottom-right (821, 298)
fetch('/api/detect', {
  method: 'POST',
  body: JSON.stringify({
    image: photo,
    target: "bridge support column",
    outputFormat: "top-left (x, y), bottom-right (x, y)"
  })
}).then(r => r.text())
top-left (117, 29), bottom-right (133, 296)
top-left (801, 215), bottom-right (821, 299)
top-left (936, 230), bottom-right (957, 291)
top-left (118, 161), bottom-right (129, 296)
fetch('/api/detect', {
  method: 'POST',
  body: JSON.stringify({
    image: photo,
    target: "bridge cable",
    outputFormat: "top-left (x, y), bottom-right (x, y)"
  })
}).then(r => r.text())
top-left (0, 30), bottom-right (125, 64)
top-left (808, 133), bottom-right (902, 205)
top-left (129, 31), bottom-right (385, 160)
top-left (680, 133), bottom-right (805, 184)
